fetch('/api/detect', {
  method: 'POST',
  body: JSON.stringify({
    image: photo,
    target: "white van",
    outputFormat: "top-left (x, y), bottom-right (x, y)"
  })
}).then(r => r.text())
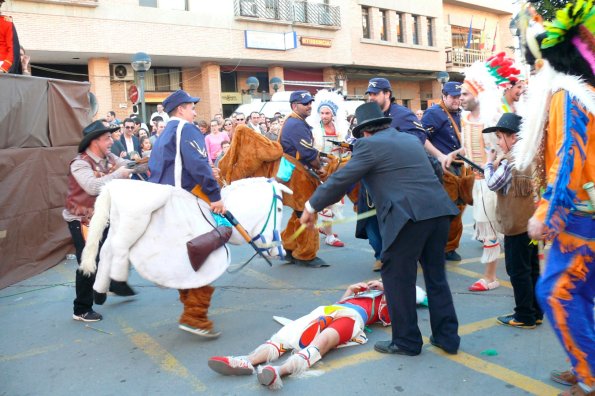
top-left (233, 91), bottom-right (363, 119)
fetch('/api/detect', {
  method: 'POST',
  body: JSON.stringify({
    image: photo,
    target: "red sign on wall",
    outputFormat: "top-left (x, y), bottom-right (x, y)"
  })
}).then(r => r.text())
top-left (128, 84), bottom-right (139, 104)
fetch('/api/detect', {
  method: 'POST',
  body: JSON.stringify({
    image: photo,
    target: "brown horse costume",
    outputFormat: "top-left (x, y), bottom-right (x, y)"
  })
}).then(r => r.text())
top-left (218, 125), bottom-right (346, 260)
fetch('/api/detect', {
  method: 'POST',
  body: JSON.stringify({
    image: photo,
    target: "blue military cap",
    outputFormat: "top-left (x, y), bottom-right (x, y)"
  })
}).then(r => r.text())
top-left (163, 90), bottom-right (200, 113)
top-left (289, 90), bottom-right (314, 105)
top-left (442, 81), bottom-right (462, 97)
top-left (366, 78), bottom-right (392, 94)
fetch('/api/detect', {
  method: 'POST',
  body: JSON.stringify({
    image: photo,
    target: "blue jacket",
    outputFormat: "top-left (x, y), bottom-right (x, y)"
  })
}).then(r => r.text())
top-left (148, 119), bottom-right (221, 202)
top-left (279, 113), bottom-right (319, 165)
top-left (422, 104), bottom-right (461, 155)
top-left (385, 103), bottom-right (427, 145)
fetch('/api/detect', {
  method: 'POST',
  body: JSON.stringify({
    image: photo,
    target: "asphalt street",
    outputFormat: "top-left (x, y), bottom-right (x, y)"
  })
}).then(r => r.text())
top-left (1, 207), bottom-right (569, 395)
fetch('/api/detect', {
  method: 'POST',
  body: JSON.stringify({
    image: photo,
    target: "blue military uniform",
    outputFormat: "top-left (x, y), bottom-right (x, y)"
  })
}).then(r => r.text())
top-left (385, 103), bottom-right (427, 144)
top-left (149, 118), bottom-right (221, 202)
top-left (422, 104), bottom-right (461, 155)
top-left (280, 114), bottom-right (319, 167)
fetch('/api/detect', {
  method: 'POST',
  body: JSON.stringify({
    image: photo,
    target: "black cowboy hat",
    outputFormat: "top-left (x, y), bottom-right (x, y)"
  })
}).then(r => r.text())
top-left (78, 120), bottom-right (120, 153)
top-left (483, 113), bottom-right (522, 135)
top-left (351, 102), bottom-right (392, 138)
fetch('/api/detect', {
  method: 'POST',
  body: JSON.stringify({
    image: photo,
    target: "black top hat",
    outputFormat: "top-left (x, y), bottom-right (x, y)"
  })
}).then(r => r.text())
top-left (351, 102), bottom-right (393, 138)
top-left (78, 120), bottom-right (120, 153)
top-left (482, 113), bottom-right (522, 135)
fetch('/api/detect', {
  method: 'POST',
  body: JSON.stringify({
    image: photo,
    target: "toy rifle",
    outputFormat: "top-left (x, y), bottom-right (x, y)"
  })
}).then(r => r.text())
top-left (456, 154), bottom-right (484, 174)
top-left (223, 211), bottom-right (273, 267)
top-left (327, 140), bottom-right (354, 151)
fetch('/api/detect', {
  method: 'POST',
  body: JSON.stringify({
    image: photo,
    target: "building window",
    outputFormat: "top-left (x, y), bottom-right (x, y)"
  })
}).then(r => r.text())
top-left (427, 17), bottom-right (434, 46)
top-left (451, 25), bottom-right (481, 49)
top-left (139, 0), bottom-right (188, 10)
top-left (362, 7), bottom-right (370, 39)
top-left (412, 15), bottom-right (419, 45)
top-left (395, 12), bottom-right (404, 43)
top-left (380, 10), bottom-right (388, 41)
top-left (143, 68), bottom-right (182, 91)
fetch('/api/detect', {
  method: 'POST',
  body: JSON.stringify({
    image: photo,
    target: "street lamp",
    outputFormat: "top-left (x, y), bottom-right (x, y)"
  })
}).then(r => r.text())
top-left (246, 76), bottom-right (260, 96)
top-left (131, 52), bottom-right (152, 123)
top-left (436, 71), bottom-right (449, 88)
top-left (269, 76), bottom-right (283, 92)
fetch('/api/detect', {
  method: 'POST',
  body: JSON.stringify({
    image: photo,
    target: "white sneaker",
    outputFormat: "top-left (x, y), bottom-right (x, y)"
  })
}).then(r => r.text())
top-left (208, 356), bottom-right (254, 375)
top-left (178, 323), bottom-right (221, 338)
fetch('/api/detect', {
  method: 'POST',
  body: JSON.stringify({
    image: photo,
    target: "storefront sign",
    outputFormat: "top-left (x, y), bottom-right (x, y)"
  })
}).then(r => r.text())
top-left (300, 37), bottom-right (332, 48)
top-left (221, 92), bottom-right (243, 104)
top-left (245, 30), bottom-right (297, 51)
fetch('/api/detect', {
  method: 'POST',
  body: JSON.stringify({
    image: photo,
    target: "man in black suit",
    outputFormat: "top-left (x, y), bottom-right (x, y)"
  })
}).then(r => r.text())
top-left (120, 118), bottom-right (141, 160)
top-left (301, 102), bottom-right (461, 356)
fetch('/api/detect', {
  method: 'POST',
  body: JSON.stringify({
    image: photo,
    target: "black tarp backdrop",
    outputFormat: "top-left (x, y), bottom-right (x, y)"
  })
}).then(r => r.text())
top-left (0, 73), bottom-right (91, 288)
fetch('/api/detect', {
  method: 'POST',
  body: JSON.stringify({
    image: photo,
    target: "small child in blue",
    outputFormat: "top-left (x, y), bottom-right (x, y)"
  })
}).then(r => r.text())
top-left (483, 113), bottom-right (542, 329)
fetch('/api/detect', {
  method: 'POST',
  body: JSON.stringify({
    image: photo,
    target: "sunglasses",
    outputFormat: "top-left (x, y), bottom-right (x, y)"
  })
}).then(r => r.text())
top-left (236, 118), bottom-right (245, 121)
top-left (124, 126), bottom-right (135, 129)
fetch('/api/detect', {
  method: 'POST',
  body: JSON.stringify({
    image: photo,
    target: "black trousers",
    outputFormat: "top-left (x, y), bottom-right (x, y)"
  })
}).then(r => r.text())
top-left (381, 216), bottom-right (460, 353)
top-left (68, 221), bottom-right (108, 315)
top-left (504, 232), bottom-right (543, 324)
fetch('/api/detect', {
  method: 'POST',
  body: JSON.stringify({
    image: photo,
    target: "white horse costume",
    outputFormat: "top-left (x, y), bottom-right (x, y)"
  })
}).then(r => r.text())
top-left (80, 177), bottom-right (291, 292)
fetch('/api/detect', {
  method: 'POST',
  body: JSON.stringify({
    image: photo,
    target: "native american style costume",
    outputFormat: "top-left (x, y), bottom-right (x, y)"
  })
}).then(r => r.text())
top-left (460, 54), bottom-right (522, 279)
top-left (306, 90), bottom-right (351, 247)
top-left (513, 2), bottom-right (595, 392)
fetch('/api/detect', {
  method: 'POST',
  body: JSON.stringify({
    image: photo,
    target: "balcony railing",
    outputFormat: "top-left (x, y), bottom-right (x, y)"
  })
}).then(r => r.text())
top-left (234, 0), bottom-right (341, 27)
top-left (445, 47), bottom-right (491, 68)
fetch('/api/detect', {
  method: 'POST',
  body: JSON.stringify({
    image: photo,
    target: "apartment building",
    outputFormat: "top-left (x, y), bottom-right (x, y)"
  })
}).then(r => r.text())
top-left (3, 0), bottom-right (514, 120)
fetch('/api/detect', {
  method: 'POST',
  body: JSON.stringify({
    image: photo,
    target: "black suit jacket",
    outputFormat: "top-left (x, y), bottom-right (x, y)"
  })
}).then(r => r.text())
top-left (309, 128), bottom-right (459, 255)
top-left (120, 135), bottom-right (140, 159)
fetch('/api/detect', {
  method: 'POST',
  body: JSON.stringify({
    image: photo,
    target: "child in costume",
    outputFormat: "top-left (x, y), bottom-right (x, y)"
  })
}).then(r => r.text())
top-left (483, 113), bottom-right (542, 329)
top-left (514, 2), bottom-right (595, 394)
top-left (208, 280), bottom-right (427, 389)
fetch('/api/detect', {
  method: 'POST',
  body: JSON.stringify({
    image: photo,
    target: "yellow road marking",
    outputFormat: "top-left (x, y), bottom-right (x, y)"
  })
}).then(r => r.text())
top-left (458, 317), bottom-right (499, 336)
top-left (447, 265), bottom-right (513, 289)
top-left (427, 346), bottom-right (560, 396)
top-left (118, 319), bottom-right (207, 393)
top-left (0, 344), bottom-right (64, 362)
top-left (321, 317), bottom-right (559, 395)
top-left (243, 268), bottom-right (294, 290)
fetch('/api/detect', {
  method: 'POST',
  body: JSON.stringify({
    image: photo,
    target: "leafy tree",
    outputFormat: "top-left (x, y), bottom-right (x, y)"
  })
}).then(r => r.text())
top-left (529, 0), bottom-right (570, 21)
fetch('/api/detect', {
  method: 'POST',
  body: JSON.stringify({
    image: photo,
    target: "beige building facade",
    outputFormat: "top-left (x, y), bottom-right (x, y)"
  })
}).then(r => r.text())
top-left (3, 0), bottom-right (514, 121)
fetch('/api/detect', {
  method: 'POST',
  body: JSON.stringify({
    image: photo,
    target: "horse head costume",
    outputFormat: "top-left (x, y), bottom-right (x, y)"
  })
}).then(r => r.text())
top-left (80, 177), bottom-right (292, 293)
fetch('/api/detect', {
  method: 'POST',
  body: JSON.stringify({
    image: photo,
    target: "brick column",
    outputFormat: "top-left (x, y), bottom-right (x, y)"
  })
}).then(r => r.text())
top-left (200, 62), bottom-right (222, 121)
top-left (87, 58), bottom-right (112, 120)
top-left (268, 65), bottom-right (284, 93)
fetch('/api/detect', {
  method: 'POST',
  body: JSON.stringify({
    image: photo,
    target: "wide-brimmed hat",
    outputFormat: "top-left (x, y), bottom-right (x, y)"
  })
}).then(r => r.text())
top-left (351, 102), bottom-right (392, 138)
top-left (483, 113), bottom-right (522, 134)
top-left (78, 120), bottom-right (120, 153)
top-left (163, 90), bottom-right (200, 113)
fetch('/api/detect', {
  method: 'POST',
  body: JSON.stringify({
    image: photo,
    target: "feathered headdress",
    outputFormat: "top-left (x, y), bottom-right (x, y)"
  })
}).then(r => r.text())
top-left (462, 53), bottom-right (520, 126)
top-left (306, 90), bottom-right (349, 151)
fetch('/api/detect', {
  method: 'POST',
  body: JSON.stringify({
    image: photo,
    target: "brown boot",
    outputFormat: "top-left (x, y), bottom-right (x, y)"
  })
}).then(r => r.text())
top-left (178, 285), bottom-right (221, 338)
top-left (373, 260), bottom-right (382, 272)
